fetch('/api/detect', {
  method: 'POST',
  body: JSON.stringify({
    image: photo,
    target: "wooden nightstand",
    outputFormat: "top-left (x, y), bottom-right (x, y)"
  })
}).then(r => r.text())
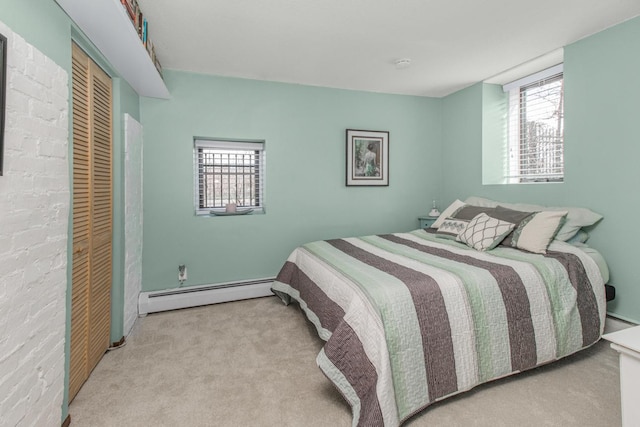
top-left (418, 216), bottom-right (438, 229)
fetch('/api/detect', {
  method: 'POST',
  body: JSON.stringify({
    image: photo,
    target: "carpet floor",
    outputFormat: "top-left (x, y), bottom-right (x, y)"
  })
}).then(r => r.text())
top-left (69, 296), bottom-right (621, 426)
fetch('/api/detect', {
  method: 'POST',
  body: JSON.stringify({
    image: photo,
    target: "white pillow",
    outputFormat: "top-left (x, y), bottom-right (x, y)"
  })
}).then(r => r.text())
top-left (456, 213), bottom-right (516, 251)
top-left (509, 210), bottom-right (567, 254)
top-left (430, 199), bottom-right (466, 229)
top-left (464, 196), bottom-right (602, 241)
top-left (435, 218), bottom-right (470, 240)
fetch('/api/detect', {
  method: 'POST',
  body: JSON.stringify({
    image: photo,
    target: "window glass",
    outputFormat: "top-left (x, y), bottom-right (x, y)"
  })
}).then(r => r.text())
top-left (507, 71), bottom-right (564, 183)
top-left (194, 139), bottom-right (265, 214)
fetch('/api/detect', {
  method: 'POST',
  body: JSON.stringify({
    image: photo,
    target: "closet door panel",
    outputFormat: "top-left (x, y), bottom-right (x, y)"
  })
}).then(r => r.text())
top-left (87, 60), bottom-right (113, 371)
top-left (70, 43), bottom-right (91, 402)
top-left (69, 43), bottom-right (113, 402)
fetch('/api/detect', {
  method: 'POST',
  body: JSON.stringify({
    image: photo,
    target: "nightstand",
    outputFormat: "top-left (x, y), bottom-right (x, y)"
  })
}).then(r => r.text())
top-left (603, 325), bottom-right (640, 426)
top-left (418, 216), bottom-right (438, 229)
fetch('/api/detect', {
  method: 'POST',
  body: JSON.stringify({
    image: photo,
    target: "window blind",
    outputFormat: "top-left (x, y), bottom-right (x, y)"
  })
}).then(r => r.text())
top-left (194, 139), bottom-right (265, 214)
top-left (506, 67), bottom-right (564, 182)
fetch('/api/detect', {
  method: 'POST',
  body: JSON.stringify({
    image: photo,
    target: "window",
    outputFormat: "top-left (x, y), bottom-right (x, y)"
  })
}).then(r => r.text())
top-left (505, 64), bottom-right (564, 183)
top-left (194, 138), bottom-right (265, 215)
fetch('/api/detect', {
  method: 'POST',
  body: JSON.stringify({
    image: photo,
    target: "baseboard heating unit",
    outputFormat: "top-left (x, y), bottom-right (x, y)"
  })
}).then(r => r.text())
top-left (138, 277), bottom-right (275, 315)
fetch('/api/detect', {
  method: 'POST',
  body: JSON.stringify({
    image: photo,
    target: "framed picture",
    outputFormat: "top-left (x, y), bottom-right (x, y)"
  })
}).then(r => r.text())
top-left (346, 129), bottom-right (389, 186)
top-left (0, 32), bottom-right (6, 176)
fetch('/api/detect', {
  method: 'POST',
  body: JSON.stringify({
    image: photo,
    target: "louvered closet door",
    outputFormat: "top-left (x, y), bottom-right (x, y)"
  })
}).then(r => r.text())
top-left (87, 62), bottom-right (113, 371)
top-left (69, 43), bottom-right (113, 402)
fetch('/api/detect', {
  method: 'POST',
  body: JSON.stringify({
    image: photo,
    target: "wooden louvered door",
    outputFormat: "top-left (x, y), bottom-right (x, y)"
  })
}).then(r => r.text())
top-left (69, 43), bottom-right (113, 402)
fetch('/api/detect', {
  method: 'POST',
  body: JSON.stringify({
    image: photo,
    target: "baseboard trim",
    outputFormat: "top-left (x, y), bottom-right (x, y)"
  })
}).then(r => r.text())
top-left (138, 278), bottom-right (274, 315)
top-left (604, 315), bottom-right (637, 334)
top-left (110, 336), bottom-right (125, 349)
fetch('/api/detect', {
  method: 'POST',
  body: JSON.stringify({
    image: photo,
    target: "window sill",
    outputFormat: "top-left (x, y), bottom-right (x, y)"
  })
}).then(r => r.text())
top-left (483, 179), bottom-right (564, 186)
top-left (196, 208), bottom-right (265, 216)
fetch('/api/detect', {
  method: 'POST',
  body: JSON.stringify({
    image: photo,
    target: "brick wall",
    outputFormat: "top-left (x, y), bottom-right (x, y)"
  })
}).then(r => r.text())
top-left (0, 21), bottom-right (69, 426)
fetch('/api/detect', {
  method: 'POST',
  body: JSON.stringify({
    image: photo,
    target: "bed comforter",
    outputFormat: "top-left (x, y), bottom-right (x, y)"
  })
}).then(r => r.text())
top-left (271, 229), bottom-right (606, 427)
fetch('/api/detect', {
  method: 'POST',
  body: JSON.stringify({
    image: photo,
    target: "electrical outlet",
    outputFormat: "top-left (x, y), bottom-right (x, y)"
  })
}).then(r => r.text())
top-left (178, 265), bottom-right (187, 282)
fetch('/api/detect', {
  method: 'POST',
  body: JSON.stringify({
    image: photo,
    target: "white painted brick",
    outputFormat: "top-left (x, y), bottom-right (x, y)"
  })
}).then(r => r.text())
top-left (0, 251), bottom-right (28, 277)
top-left (25, 43), bottom-right (35, 61)
top-left (0, 279), bottom-right (6, 301)
top-left (9, 71), bottom-right (44, 100)
top-left (0, 370), bottom-right (25, 409)
top-left (11, 228), bottom-right (49, 252)
top-left (36, 59), bottom-right (55, 90)
top-left (5, 150), bottom-right (48, 175)
top-left (23, 242), bottom-right (62, 267)
top-left (6, 377), bottom-right (32, 424)
top-left (24, 260), bottom-right (51, 287)
top-left (31, 338), bottom-right (64, 382)
top-left (0, 208), bottom-right (32, 229)
top-left (5, 90), bottom-right (30, 117)
top-left (53, 79), bottom-right (69, 103)
top-left (0, 22), bottom-right (68, 427)
top-left (2, 396), bottom-right (27, 427)
top-left (23, 120), bottom-right (66, 148)
top-left (29, 100), bottom-right (60, 122)
top-left (9, 44), bottom-right (27, 73)
top-left (9, 31), bottom-right (27, 62)
top-left (37, 140), bottom-right (67, 159)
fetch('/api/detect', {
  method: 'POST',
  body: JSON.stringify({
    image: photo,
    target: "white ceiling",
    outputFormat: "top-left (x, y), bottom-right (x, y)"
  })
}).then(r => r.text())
top-left (137, 0), bottom-right (640, 98)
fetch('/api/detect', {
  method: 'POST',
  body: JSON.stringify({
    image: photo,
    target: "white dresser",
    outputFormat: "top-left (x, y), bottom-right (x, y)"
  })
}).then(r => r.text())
top-left (603, 325), bottom-right (640, 427)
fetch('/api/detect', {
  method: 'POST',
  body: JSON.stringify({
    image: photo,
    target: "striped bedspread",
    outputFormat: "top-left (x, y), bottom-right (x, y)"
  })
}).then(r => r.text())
top-left (271, 229), bottom-right (606, 427)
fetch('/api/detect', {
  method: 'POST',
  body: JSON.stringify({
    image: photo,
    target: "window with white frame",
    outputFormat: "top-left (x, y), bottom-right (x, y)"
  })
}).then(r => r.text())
top-left (194, 138), bottom-right (265, 214)
top-left (505, 64), bottom-right (564, 183)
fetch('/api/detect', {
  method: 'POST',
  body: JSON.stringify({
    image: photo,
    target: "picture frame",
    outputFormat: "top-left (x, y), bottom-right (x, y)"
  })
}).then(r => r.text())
top-left (346, 129), bottom-right (389, 186)
top-left (0, 32), bottom-right (6, 176)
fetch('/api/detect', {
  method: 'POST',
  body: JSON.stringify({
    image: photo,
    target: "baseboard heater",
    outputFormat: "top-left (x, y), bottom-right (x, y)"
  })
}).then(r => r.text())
top-left (138, 277), bottom-right (275, 315)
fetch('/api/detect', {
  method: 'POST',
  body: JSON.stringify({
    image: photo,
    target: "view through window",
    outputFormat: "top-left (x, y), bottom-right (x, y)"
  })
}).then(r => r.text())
top-left (194, 139), bottom-right (265, 214)
top-left (507, 68), bottom-right (564, 183)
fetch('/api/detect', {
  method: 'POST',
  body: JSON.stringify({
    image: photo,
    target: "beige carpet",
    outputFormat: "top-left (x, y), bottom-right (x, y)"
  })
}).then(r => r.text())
top-left (69, 296), bottom-right (621, 426)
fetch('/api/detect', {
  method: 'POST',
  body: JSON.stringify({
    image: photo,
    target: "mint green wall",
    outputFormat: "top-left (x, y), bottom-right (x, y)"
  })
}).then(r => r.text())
top-left (481, 84), bottom-right (508, 184)
top-left (565, 17), bottom-right (640, 323)
top-left (442, 17), bottom-right (640, 323)
top-left (3, 0), bottom-right (142, 420)
top-left (5, 3), bottom-right (640, 422)
top-left (2, 0), bottom-right (71, 66)
top-left (140, 71), bottom-right (442, 291)
top-left (442, 82), bottom-right (483, 198)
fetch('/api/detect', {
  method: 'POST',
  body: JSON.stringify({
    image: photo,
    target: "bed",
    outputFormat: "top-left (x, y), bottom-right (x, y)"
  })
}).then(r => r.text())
top-left (271, 199), bottom-right (608, 427)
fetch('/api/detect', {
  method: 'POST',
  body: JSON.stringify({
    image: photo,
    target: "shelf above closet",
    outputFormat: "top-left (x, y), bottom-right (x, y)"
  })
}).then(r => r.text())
top-left (56, 0), bottom-right (170, 99)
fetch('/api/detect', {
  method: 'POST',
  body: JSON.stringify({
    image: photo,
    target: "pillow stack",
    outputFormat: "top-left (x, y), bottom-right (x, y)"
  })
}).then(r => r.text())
top-left (463, 196), bottom-right (602, 242)
top-left (431, 199), bottom-right (571, 254)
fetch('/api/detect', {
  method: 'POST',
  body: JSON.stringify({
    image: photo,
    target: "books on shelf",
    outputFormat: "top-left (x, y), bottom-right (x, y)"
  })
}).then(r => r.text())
top-left (135, 10), bottom-right (143, 39)
top-left (142, 18), bottom-right (148, 45)
top-left (154, 57), bottom-right (163, 78)
top-left (119, 0), bottom-right (163, 80)
top-left (121, 0), bottom-right (135, 22)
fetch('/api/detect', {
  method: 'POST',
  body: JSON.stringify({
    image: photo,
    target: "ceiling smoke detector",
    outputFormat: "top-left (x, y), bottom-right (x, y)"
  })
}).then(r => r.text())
top-left (394, 58), bottom-right (412, 69)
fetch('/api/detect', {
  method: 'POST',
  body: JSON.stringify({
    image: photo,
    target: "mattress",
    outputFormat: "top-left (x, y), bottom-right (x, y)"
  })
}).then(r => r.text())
top-left (272, 229), bottom-right (607, 427)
